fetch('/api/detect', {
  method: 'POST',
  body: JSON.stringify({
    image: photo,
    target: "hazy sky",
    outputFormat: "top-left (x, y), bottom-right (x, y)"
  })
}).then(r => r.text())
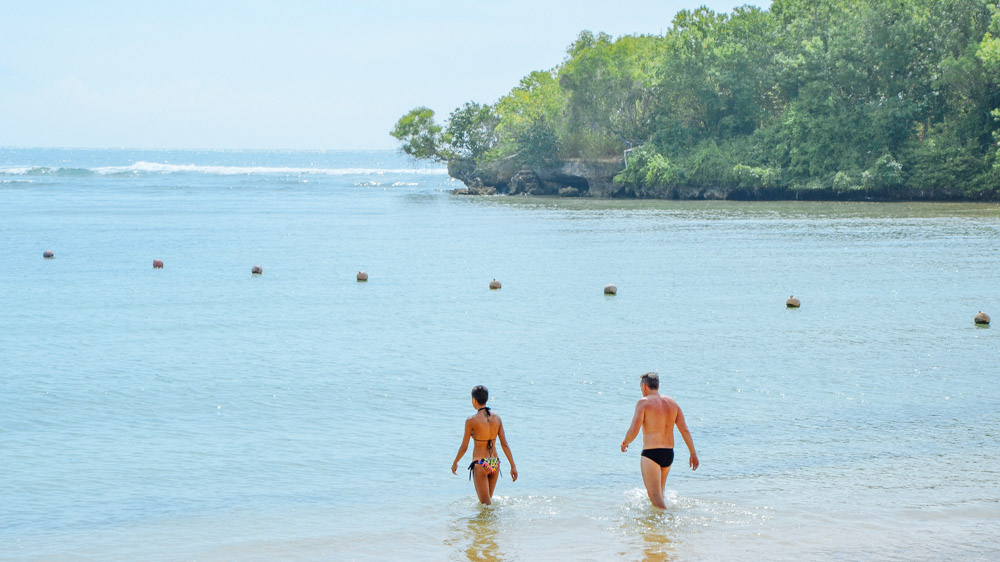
top-left (0, 1), bottom-right (767, 150)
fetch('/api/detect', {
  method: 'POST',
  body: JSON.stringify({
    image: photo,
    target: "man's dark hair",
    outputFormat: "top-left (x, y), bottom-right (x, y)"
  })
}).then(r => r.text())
top-left (471, 385), bottom-right (489, 405)
top-left (640, 372), bottom-right (659, 390)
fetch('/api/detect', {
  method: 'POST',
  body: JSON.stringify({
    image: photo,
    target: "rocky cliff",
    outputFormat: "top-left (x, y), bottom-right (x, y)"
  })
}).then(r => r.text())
top-left (449, 157), bottom-right (625, 197)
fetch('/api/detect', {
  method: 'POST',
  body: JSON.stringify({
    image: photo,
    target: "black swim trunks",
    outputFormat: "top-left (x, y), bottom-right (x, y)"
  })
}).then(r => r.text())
top-left (641, 448), bottom-right (674, 468)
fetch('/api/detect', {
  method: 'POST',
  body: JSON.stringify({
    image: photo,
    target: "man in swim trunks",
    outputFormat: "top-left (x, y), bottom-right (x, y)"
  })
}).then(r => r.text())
top-left (451, 385), bottom-right (518, 505)
top-left (620, 372), bottom-right (699, 509)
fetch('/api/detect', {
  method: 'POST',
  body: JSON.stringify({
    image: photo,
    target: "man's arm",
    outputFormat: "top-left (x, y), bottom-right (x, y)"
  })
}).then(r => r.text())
top-left (621, 400), bottom-right (644, 452)
top-left (451, 418), bottom-right (472, 474)
top-left (676, 407), bottom-right (699, 470)
top-left (496, 420), bottom-right (518, 482)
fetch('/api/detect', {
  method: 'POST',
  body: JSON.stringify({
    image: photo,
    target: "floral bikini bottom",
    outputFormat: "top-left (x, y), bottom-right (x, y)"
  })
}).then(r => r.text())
top-left (467, 457), bottom-right (501, 479)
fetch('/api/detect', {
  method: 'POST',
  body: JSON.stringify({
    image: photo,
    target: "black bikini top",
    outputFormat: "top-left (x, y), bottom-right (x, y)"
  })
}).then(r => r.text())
top-left (473, 407), bottom-right (497, 451)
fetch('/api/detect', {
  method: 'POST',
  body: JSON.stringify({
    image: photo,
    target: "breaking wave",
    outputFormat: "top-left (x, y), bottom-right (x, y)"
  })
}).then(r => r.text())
top-left (0, 162), bottom-right (448, 177)
top-left (0, 166), bottom-right (96, 177)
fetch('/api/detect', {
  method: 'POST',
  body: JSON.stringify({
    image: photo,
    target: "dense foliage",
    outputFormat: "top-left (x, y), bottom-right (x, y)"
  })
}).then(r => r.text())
top-left (393, 0), bottom-right (1000, 199)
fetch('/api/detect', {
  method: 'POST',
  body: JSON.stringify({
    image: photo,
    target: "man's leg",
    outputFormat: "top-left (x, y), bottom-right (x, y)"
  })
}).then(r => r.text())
top-left (660, 466), bottom-right (672, 496)
top-left (640, 457), bottom-right (667, 509)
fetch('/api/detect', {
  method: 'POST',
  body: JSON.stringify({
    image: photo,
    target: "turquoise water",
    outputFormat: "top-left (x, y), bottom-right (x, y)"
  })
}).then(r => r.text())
top-left (2, 149), bottom-right (999, 560)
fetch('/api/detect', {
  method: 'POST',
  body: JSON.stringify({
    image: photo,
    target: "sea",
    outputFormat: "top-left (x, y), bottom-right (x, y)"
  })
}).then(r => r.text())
top-left (1, 148), bottom-right (998, 561)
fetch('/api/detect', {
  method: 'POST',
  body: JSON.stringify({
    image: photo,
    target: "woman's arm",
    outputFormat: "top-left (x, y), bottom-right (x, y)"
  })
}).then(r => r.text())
top-left (451, 418), bottom-right (472, 474)
top-left (497, 420), bottom-right (518, 482)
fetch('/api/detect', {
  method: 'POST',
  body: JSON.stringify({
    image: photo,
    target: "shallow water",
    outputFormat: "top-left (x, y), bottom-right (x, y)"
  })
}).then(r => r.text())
top-left (1, 149), bottom-right (999, 560)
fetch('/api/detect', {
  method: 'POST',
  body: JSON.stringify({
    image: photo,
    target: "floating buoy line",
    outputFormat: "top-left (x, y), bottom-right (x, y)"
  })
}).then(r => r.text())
top-left (32, 251), bottom-right (994, 328)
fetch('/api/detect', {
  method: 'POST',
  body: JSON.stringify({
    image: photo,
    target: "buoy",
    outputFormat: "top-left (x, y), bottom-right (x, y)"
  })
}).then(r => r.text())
top-left (357, 271), bottom-right (368, 282)
top-left (489, 279), bottom-right (501, 290)
top-left (975, 311), bottom-right (990, 325)
top-left (786, 296), bottom-right (801, 308)
top-left (43, 250), bottom-right (54, 259)
top-left (604, 284), bottom-right (617, 295)
top-left (251, 265), bottom-right (263, 275)
top-left (153, 260), bottom-right (164, 269)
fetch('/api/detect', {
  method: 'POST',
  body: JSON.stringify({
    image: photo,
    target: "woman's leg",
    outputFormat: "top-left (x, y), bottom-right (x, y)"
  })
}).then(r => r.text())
top-left (472, 464), bottom-right (492, 505)
top-left (487, 469), bottom-right (499, 498)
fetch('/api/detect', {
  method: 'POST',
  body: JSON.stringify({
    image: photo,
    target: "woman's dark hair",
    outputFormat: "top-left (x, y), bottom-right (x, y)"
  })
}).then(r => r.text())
top-left (471, 385), bottom-right (489, 405)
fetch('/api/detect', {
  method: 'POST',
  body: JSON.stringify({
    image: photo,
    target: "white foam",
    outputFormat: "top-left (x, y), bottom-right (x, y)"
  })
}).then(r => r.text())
top-left (0, 166), bottom-right (34, 175)
top-left (624, 487), bottom-right (680, 507)
top-left (0, 162), bottom-right (448, 176)
top-left (91, 161), bottom-right (448, 176)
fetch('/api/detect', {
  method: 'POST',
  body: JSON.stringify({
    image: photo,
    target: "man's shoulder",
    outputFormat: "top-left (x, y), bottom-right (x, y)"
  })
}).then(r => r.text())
top-left (659, 395), bottom-right (681, 411)
top-left (643, 394), bottom-right (675, 410)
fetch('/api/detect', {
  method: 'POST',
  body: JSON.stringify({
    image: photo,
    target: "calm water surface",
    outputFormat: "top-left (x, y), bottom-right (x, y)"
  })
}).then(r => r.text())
top-left (1, 149), bottom-right (999, 560)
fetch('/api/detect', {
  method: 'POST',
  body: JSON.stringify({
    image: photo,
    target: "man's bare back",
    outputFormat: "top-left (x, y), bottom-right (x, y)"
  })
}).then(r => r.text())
top-left (635, 393), bottom-right (680, 449)
top-left (621, 372), bottom-right (698, 509)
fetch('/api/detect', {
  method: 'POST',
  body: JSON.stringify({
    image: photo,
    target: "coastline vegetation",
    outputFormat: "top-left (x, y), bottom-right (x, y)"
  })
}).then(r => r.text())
top-left (393, 0), bottom-right (1000, 200)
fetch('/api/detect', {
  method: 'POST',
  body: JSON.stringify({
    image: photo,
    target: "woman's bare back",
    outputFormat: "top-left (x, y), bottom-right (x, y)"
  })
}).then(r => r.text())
top-left (468, 410), bottom-right (501, 459)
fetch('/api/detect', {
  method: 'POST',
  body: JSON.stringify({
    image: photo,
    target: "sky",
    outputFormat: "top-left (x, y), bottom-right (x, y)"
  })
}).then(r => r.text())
top-left (0, 1), bottom-right (768, 150)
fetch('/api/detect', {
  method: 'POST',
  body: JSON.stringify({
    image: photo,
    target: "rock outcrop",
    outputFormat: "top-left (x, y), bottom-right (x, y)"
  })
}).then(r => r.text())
top-left (544, 158), bottom-right (623, 197)
top-left (452, 177), bottom-right (497, 196)
top-left (508, 168), bottom-right (547, 195)
top-left (448, 157), bottom-right (625, 197)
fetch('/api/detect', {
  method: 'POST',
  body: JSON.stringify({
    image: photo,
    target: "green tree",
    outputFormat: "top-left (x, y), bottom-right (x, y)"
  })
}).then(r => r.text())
top-left (978, 3), bottom-right (1000, 175)
top-left (492, 70), bottom-right (567, 164)
top-left (614, 145), bottom-right (681, 197)
top-left (392, 0), bottom-right (1000, 199)
top-left (445, 102), bottom-right (499, 161)
top-left (390, 107), bottom-right (447, 161)
top-left (560, 31), bottom-right (663, 152)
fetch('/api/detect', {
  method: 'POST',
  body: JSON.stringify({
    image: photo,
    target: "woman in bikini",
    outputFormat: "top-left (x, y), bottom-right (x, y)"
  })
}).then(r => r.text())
top-left (450, 385), bottom-right (518, 505)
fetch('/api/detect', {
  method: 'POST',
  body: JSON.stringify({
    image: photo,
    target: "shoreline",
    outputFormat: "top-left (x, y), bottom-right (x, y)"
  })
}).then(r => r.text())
top-left (447, 157), bottom-right (999, 203)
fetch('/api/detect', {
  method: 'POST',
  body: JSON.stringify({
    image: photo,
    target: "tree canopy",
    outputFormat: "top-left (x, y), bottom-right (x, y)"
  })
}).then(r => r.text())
top-left (393, 0), bottom-right (1000, 199)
